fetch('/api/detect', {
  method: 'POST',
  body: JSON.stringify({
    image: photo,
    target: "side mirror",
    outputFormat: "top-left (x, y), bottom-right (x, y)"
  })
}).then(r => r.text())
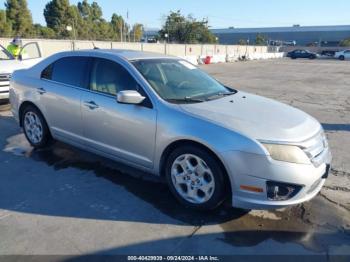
top-left (117, 90), bottom-right (146, 105)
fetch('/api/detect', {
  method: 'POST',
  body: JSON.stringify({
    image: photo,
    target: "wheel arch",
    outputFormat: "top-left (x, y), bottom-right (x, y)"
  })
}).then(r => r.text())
top-left (159, 139), bottom-right (232, 196)
top-left (18, 101), bottom-right (46, 128)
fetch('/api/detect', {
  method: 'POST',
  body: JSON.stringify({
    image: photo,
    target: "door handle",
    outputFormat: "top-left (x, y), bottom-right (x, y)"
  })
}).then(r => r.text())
top-left (84, 101), bottom-right (99, 110)
top-left (37, 87), bottom-right (47, 95)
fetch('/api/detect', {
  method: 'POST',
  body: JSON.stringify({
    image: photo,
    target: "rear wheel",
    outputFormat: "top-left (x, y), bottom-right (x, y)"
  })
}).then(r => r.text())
top-left (165, 145), bottom-right (227, 210)
top-left (22, 105), bottom-right (51, 148)
top-left (339, 55), bottom-right (345, 61)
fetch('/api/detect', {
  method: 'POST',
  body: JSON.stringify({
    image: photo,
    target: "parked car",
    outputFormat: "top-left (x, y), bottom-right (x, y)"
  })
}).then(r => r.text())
top-left (287, 49), bottom-right (318, 59)
top-left (320, 50), bottom-right (336, 57)
top-left (0, 42), bottom-right (42, 101)
top-left (334, 50), bottom-right (350, 60)
top-left (10, 50), bottom-right (332, 210)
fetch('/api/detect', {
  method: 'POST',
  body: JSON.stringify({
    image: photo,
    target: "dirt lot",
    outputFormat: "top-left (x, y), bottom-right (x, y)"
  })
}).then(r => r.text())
top-left (0, 59), bottom-right (349, 258)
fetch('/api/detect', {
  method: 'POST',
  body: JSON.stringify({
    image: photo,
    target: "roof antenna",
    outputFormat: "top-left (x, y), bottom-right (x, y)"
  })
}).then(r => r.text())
top-left (92, 42), bottom-right (99, 49)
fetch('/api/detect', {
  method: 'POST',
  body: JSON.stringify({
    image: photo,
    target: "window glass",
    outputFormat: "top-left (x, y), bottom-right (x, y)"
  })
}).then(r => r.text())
top-left (41, 64), bottom-right (53, 79)
top-left (132, 59), bottom-right (232, 103)
top-left (51, 56), bottom-right (89, 88)
top-left (20, 43), bottom-right (41, 60)
top-left (90, 58), bottom-right (139, 96)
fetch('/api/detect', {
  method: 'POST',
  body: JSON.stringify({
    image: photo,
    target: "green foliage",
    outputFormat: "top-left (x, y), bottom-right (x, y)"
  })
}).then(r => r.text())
top-left (33, 24), bottom-right (56, 38)
top-left (255, 33), bottom-right (267, 45)
top-left (238, 39), bottom-right (248, 45)
top-left (130, 23), bottom-right (143, 42)
top-left (339, 38), bottom-right (350, 47)
top-left (159, 10), bottom-right (217, 44)
top-left (111, 13), bottom-right (126, 41)
top-left (0, 9), bottom-right (12, 37)
top-left (5, 0), bottom-right (33, 37)
top-left (0, 0), bottom-right (142, 41)
top-left (44, 0), bottom-right (74, 38)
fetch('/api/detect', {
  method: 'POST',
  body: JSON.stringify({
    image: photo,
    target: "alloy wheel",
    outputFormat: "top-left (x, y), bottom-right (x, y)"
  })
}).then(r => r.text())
top-left (171, 153), bottom-right (215, 204)
top-left (23, 111), bottom-right (43, 144)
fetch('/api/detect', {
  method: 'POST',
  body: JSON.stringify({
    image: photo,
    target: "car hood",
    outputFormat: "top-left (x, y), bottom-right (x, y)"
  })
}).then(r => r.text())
top-left (0, 60), bottom-right (33, 74)
top-left (179, 91), bottom-right (321, 142)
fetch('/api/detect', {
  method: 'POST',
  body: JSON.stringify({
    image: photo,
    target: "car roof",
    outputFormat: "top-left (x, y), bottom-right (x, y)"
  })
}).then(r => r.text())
top-left (62, 49), bottom-right (176, 61)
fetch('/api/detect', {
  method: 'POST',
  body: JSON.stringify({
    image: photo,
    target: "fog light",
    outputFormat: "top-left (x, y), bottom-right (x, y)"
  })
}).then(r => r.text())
top-left (266, 181), bottom-right (302, 201)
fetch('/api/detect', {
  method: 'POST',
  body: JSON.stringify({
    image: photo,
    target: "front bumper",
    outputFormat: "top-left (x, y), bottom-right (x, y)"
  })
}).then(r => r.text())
top-left (221, 147), bottom-right (332, 210)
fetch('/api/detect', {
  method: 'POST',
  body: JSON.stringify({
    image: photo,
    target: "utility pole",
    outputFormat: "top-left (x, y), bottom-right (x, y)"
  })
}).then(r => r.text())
top-left (134, 26), bottom-right (136, 42)
top-left (127, 10), bottom-right (130, 42)
top-left (120, 20), bottom-right (123, 42)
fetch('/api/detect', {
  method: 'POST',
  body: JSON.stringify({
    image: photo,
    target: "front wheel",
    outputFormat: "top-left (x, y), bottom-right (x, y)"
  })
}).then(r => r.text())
top-left (22, 105), bottom-right (51, 148)
top-left (165, 146), bottom-right (227, 210)
top-left (339, 55), bottom-right (345, 61)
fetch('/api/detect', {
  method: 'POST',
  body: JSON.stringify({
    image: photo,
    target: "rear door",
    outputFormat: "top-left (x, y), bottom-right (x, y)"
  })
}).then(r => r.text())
top-left (39, 56), bottom-right (90, 144)
top-left (81, 57), bottom-right (157, 168)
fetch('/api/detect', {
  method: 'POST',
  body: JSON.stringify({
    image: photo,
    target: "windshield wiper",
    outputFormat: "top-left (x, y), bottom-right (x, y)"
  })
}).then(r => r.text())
top-left (166, 97), bottom-right (205, 104)
top-left (206, 91), bottom-right (236, 101)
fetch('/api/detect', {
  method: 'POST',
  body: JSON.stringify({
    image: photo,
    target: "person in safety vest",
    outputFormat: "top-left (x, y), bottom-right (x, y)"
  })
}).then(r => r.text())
top-left (7, 37), bottom-right (23, 59)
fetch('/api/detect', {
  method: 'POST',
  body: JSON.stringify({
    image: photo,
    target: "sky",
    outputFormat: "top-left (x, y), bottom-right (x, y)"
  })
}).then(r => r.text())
top-left (1, 0), bottom-right (350, 29)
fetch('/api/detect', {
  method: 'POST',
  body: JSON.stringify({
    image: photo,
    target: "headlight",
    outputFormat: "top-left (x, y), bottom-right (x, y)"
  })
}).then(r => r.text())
top-left (261, 143), bottom-right (311, 164)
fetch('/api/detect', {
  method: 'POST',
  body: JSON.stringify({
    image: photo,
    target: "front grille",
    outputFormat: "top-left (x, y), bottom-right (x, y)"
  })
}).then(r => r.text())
top-left (0, 73), bottom-right (11, 82)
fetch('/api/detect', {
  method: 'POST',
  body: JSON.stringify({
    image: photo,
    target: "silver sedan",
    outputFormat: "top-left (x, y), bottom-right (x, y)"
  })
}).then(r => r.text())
top-left (10, 50), bottom-right (332, 210)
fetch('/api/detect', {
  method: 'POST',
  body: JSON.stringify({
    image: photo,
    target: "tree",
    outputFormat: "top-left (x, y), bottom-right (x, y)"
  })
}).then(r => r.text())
top-left (33, 24), bottom-right (56, 38)
top-left (76, 0), bottom-right (113, 40)
top-left (5, 0), bottom-right (33, 37)
top-left (44, 0), bottom-right (74, 38)
top-left (110, 13), bottom-right (125, 41)
top-left (130, 23), bottom-right (143, 42)
top-left (77, 0), bottom-right (90, 19)
top-left (159, 10), bottom-right (216, 44)
top-left (0, 9), bottom-right (12, 37)
top-left (255, 33), bottom-right (267, 45)
top-left (90, 2), bottom-right (102, 21)
top-left (238, 39), bottom-right (248, 45)
top-left (339, 38), bottom-right (350, 47)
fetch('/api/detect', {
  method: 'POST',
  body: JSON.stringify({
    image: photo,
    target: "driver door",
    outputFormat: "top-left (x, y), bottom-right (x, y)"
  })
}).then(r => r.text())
top-left (19, 42), bottom-right (42, 66)
top-left (81, 57), bottom-right (157, 168)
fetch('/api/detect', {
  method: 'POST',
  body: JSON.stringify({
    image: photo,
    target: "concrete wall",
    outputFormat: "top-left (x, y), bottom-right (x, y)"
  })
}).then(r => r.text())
top-left (0, 38), bottom-right (278, 56)
top-left (0, 38), bottom-right (284, 65)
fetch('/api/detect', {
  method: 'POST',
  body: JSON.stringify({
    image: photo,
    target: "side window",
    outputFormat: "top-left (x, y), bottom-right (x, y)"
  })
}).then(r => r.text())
top-left (51, 56), bottom-right (89, 88)
top-left (90, 58), bottom-right (139, 96)
top-left (41, 64), bottom-right (53, 80)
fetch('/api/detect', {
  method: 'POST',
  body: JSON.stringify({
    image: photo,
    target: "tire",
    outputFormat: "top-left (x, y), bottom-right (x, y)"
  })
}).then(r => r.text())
top-left (22, 105), bottom-right (51, 148)
top-left (291, 56), bottom-right (297, 60)
top-left (309, 55), bottom-right (316, 60)
top-left (165, 145), bottom-right (227, 210)
top-left (339, 55), bottom-right (345, 61)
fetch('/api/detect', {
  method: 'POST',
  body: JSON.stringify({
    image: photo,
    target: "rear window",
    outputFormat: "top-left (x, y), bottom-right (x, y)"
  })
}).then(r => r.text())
top-left (41, 56), bottom-right (89, 88)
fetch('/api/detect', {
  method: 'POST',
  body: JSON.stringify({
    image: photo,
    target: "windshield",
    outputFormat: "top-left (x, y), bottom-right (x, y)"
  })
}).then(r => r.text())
top-left (132, 59), bottom-right (235, 103)
top-left (0, 45), bottom-right (14, 60)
